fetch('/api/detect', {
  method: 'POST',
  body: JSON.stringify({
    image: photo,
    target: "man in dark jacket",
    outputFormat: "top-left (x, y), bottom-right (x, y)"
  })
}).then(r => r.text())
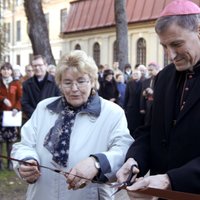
top-left (140, 62), bottom-right (160, 126)
top-left (116, 0), bottom-right (200, 198)
top-left (22, 55), bottom-right (60, 120)
top-left (124, 69), bottom-right (143, 137)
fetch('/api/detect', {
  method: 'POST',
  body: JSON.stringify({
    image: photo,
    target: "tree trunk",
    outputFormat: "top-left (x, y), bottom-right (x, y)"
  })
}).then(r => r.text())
top-left (0, 26), bottom-right (6, 61)
top-left (0, 38), bottom-right (3, 62)
top-left (114, 0), bottom-right (128, 71)
top-left (0, 2), bottom-right (6, 62)
top-left (24, 0), bottom-right (55, 65)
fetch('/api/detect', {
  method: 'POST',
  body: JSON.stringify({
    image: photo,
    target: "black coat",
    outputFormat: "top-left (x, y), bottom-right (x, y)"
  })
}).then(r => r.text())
top-left (98, 80), bottom-right (119, 103)
top-left (21, 73), bottom-right (60, 119)
top-left (124, 79), bottom-right (143, 136)
top-left (140, 77), bottom-right (155, 125)
top-left (126, 63), bottom-right (200, 194)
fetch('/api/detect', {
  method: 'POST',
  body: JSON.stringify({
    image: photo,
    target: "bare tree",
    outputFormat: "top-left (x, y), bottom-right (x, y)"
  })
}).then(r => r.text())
top-left (0, 25), bottom-right (6, 62)
top-left (114, 0), bottom-right (128, 71)
top-left (24, 0), bottom-right (55, 65)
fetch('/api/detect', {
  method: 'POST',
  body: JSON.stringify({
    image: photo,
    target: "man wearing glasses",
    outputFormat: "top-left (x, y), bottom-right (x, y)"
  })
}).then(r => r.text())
top-left (21, 55), bottom-right (60, 121)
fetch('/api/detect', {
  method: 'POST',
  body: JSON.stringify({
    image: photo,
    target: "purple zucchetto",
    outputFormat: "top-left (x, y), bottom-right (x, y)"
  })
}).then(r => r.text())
top-left (160, 0), bottom-right (200, 17)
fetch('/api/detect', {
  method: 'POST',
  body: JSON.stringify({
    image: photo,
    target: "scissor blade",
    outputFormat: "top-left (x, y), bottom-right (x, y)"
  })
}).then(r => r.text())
top-left (110, 182), bottom-right (126, 196)
top-left (110, 182), bottom-right (125, 188)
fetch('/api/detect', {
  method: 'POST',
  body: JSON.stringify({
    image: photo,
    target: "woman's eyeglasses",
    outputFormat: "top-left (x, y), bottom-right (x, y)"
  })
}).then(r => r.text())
top-left (62, 79), bottom-right (90, 89)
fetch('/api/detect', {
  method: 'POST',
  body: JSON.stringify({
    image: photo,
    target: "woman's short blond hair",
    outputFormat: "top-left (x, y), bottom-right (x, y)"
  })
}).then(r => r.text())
top-left (55, 50), bottom-right (99, 90)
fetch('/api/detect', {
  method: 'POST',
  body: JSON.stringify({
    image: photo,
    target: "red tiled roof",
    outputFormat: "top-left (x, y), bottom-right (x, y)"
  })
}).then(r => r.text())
top-left (64, 0), bottom-right (200, 34)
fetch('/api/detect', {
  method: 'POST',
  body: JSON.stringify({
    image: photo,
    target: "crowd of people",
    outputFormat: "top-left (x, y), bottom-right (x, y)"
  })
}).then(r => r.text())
top-left (0, 0), bottom-right (199, 199)
top-left (98, 61), bottom-right (160, 137)
top-left (0, 49), bottom-right (160, 172)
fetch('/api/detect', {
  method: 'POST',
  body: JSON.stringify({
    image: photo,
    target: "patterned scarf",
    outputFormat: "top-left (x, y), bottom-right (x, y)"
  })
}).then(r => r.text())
top-left (44, 96), bottom-right (91, 167)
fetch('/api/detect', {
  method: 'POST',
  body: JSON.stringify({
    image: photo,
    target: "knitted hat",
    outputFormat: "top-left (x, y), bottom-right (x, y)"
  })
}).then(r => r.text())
top-left (160, 0), bottom-right (200, 17)
top-left (103, 69), bottom-right (114, 78)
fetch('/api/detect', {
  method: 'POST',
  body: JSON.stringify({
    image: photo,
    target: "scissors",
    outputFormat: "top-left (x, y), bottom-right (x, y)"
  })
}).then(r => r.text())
top-left (110, 164), bottom-right (138, 196)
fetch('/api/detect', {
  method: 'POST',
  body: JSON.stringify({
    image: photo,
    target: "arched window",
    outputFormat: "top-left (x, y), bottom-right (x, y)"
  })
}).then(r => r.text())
top-left (74, 44), bottom-right (81, 50)
top-left (93, 42), bottom-right (100, 66)
top-left (113, 40), bottom-right (117, 62)
top-left (136, 38), bottom-right (146, 65)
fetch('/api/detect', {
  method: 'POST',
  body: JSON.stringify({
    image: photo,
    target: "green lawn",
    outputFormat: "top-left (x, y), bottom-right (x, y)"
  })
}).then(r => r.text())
top-left (0, 169), bottom-right (27, 200)
top-left (0, 143), bottom-right (27, 200)
top-left (0, 168), bottom-right (16, 179)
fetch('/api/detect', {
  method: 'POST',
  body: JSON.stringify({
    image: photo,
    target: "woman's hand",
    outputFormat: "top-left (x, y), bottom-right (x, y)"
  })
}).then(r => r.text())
top-left (127, 174), bottom-right (171, 200)
top-left (3, 98), bottom-right (12, 107)
top-left (65, 157), bottom-right (99, 190)
top-left (18, 159), bottom-right (41, 184)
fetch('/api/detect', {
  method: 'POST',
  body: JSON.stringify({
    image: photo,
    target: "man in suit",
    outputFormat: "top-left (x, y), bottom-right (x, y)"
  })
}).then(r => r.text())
top-left (116, 0), bottom-right (200, 198)
top-left (22, 55), bottom-right (60, 121)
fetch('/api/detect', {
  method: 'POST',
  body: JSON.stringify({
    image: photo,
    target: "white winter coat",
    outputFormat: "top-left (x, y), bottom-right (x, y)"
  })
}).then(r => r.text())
top-left (11, 96), bottom-right (133, 200)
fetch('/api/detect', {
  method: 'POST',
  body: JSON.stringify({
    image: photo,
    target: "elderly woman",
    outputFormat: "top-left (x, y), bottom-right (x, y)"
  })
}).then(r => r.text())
top-left (11, 50), bottom-right (133, 200)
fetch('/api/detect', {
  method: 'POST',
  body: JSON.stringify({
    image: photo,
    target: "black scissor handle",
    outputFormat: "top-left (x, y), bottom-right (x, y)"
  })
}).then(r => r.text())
top-left (125, 164), bottom-right (138, 186)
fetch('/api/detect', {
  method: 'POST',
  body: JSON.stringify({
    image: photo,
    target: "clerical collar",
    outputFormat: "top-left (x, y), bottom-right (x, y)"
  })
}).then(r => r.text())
top-left (188, 60), bottom-right (200, 73)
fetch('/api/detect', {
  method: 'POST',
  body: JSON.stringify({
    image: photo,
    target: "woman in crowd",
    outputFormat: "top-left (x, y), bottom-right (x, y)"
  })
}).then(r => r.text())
top-left (115, 73), bottom-right (126, 108)
top-left (11, 50), bottom-right (133, 200)
top-left (98, 69), bottom-right (119, 104)
top-left (0, 62), bottom-right (22, 170)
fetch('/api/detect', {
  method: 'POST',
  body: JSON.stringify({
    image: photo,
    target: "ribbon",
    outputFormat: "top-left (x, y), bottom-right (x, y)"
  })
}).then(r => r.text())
top-left (1, 154), bottom-right (200, 199)
top-left (135, 187), bottom-right (200, 200)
